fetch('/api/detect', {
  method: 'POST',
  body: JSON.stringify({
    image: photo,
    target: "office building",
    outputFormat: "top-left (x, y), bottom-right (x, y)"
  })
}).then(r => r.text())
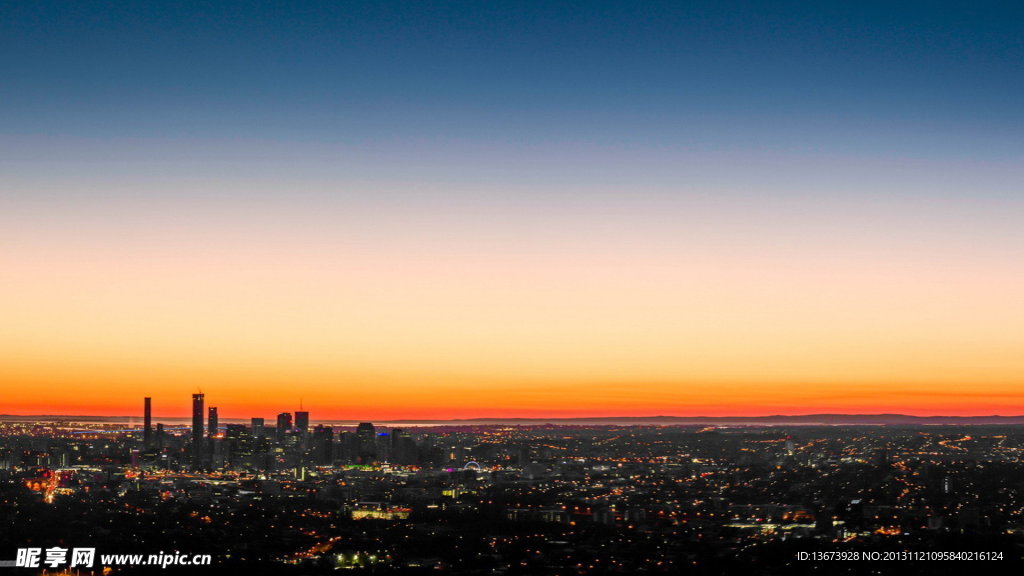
top-left (143, 397), bottom-right (153, 448)
top-left (276, 412), bottom-right (292, 442)
top-left (295, 411), bottom-right (309, 435)
top-left (208, 406), bottom-right (218, 438)
top-left (251, 417), bottom-right (265, 439)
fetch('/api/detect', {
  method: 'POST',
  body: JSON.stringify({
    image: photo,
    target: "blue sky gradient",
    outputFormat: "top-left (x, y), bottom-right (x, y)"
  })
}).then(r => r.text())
top-left (3, 1), bottom-right (1024, 417)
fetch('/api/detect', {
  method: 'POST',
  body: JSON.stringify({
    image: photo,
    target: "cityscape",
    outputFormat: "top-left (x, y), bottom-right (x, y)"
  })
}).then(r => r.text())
top-left (3, 397), bottom-right (1024, 573)
top-left (4, 0), bottom-right (1024, 574)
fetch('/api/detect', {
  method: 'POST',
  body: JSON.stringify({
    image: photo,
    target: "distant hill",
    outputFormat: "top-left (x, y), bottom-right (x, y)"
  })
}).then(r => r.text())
top-left (383, 414), bottom-right (1024, 425)
top-left (6, 413), bottom-right (1024, 426)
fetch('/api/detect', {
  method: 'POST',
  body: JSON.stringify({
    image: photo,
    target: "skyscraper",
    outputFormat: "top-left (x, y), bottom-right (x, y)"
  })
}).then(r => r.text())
top-left (143, 397), bottom-right (152, 448)
top-left (191, 393), bottom-right (205, 465)
top-left (208, 406), bottom-right (218, 438)
top-left (391, 428), bottom-right (417, 465)
top-left (294, 411), bottom-right (309, 435)
top-left (312, 424), bottom-right (333, 465)
top-left (356, 422), bottom-right (376, 463)
top-left (251, 417), bottom-right (265, 439)
top-left (276, 412), bottom-right (292, 442)
top-left (192, 394), bottom-right (205, 441)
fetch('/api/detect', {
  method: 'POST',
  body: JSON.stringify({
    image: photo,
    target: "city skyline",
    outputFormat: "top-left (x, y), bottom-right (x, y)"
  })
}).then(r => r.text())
top-left (4, 3), bottom-right (1024, 573)
top-left (13, 392), bottom-right (1024, 424)
top-left (3, 1), bottom-right (1024, 419)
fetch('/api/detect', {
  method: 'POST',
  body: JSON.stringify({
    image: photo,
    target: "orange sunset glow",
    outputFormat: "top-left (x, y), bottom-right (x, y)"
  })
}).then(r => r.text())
top-left (8, 4), bottom-right (1024, 574)
top-left (3, 188), bottom-right (1023, 420)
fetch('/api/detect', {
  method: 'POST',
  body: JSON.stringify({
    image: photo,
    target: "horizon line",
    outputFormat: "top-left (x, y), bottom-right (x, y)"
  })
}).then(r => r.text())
top-left (5, 412), bottom-right (1024, 422)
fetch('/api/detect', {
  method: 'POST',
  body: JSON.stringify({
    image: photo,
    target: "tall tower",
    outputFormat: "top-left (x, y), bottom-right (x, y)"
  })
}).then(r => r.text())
top-left (208, 406), bottom-right (219, 438)
top-left (143, 397), bottom-right (153, 448)
top-left (294, 411), bottom-right (309, 435)
top-left (191, 389), bottom-right (204, 438)
top-left (276, 412), bottom-right (292, 442)
top-left (191, 389), bottom-right (204, 467)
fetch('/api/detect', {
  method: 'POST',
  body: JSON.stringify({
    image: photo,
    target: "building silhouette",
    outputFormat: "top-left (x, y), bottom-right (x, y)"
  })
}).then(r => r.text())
top-left (356, 422), bottom-right (376, 463)
top-left (294, 411), bottom-right (309, 435)
top-left (208, 406), bottom-right (218, 438)
top-left (312, 425), bottom-right (333, 465)
top-left (276, 413), bottom-right (292, 442)
top-left (251, 417), bottom-right (265, 439)
top-left (143, 397), bottom-right (153, 448)
top-left (191, 393), bottom-right (205, 466)
top-left (192, 394), bottom-right (205, 440)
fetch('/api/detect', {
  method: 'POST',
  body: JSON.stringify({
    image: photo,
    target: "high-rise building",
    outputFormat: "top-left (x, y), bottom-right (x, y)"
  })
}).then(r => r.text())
top-left (143, 397), bottom-right (153, 448)
top-left (294, 411), bottom-right (309, 435)
top-left (192, 394), bottom-right (205, 442)
top-left (155, 423), bottom-right (165, 449)
top-left (208, 406), bottom-right (218, 438)
top-left (191, 393), bottom-right (205, 465)
top-left (356, 422), bottom-right (376, 463)
top-left (312, 425), bottom-right (333, 465)
top-left (391, 428), bottom-right (417, 465)
top-left (276, 412), bottom-right (292, 442)
top-left (251, 417), bottom-right (265, 439)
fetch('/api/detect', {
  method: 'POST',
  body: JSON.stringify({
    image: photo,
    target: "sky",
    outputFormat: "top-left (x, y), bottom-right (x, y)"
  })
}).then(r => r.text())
top-left (2, 1), bottom-right (1023, 419)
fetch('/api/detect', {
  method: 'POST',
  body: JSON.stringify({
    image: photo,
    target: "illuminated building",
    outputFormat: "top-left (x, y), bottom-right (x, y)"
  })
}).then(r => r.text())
top-left (350, 502), bottom-right (411, 520)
